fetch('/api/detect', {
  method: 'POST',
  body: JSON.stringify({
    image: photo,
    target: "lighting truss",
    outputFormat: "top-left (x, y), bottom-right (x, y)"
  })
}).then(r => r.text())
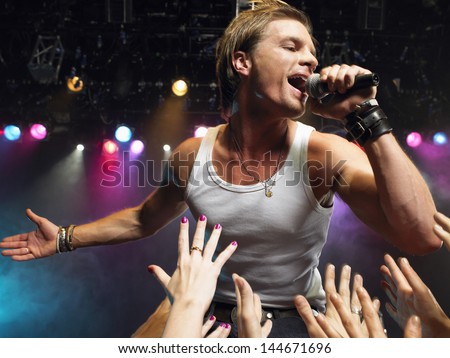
top-left (27, 35), bottom-right (64, 84)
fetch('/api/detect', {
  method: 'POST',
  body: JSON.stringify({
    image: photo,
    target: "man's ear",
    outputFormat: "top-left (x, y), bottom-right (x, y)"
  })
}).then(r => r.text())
top-left (232, 51), bottom-right (251, 77)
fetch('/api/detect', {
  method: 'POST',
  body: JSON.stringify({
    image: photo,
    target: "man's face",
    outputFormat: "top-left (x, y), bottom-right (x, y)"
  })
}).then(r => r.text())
top-left (247, 18), bottom-right (318, 118)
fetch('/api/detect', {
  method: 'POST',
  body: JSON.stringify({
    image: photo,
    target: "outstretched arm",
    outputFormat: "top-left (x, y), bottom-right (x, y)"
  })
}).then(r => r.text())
top-left (0, 137), bottom-right (201, 261)
top-left (0, 181), bottom-right (187, 261)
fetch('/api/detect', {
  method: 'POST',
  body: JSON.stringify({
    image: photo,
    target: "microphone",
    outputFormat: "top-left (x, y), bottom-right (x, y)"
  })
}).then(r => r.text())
top-left (305, 73), bottom-right (380, 100)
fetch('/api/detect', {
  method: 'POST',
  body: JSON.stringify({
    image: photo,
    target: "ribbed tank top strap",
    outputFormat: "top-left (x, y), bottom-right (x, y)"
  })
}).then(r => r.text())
top-left (290, 121), bottom-right (314, 169)
top-left (185, 124), bottom-right (223, 199)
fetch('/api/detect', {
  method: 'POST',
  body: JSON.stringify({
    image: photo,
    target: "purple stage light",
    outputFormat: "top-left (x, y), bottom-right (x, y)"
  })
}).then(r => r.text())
top-left (130, 140), bottom-right (145, 155)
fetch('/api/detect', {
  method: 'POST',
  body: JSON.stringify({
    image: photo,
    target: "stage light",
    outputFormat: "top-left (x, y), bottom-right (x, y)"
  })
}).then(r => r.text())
top-left (115, 125), bottom-right (132, 143)
top-left (4, 125), bottom-right (22, 141)
top-left (103, 140), bottom-right (119, 155)
top-left (406, 132), bottom-right (422, 148)
top-left (194, 126), bottom-right (208, 138)
top-left (172, 79), bottom-right (188, 97)
top-left (67, 76), bottom-right (84, 93)
top-left (130, 140), bottom-right (145, 155)
top-left (29, 123), bottom-right (48, 140)
top-left (76, 144), bottom-right (85, 152)
top-left (433, 132), bottom-right (448, 146)
top-left (163, 144), bottom-right (171, 152)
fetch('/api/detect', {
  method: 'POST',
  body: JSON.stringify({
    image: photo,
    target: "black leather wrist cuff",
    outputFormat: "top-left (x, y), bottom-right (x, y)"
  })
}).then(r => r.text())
top-left (345, 105), bottom-right (393, 146)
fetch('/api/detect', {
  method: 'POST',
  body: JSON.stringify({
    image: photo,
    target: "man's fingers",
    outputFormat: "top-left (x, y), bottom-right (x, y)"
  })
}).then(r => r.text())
top-left (0, 241), bottom-right (28, 249)
top-left (26, 208), bottom-right (42, 226)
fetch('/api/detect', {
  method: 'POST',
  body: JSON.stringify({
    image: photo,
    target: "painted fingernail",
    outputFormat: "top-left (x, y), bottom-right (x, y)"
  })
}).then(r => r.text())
top-left (225, 323), bottom-right (231, 329)
top-left (209, 315), bottom-right (215, 321)
top-left (147, 266), bottom-right (154, 273)
top-left (215, 223), bottom-right (221, 230)
top-left (231, 241), bottom-right (237, 246)
top-left (181, 217), bottom-right (188, 224)
top-left (219, 322), bottom-right (227, 328)
top-left (199, 214), bottom-right (206, 221)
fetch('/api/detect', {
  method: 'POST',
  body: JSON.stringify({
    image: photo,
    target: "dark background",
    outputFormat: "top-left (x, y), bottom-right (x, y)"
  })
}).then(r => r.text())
top-left (0, 0), bottom-right (449, 338)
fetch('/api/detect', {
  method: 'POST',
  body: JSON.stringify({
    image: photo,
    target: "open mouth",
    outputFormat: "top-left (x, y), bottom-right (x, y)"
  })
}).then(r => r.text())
top-left (287, 75), bottom-right (307, 93)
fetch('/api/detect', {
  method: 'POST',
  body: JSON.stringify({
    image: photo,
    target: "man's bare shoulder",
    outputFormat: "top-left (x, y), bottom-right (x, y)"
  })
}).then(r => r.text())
top-left (169, 137), bottom-right (203, 186)
top-left (308, 130), bottom-right (365, 160)
top-left (172, 137), bottom-right (203, 161)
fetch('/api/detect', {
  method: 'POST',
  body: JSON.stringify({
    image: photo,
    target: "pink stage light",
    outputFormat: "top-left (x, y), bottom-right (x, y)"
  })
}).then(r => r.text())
top-left (406, 132), bottom-right (422, 148)
top-left (30, 124), bottom-right (48, 140)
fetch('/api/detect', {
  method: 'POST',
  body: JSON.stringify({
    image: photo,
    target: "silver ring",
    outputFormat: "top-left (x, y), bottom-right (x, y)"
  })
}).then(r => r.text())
top-left (351, 307), bottom-right (363, 316)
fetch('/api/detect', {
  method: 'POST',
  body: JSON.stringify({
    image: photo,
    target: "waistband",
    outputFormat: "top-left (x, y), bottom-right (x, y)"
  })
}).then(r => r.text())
top-left (207, 301), bottom-right (306, 325)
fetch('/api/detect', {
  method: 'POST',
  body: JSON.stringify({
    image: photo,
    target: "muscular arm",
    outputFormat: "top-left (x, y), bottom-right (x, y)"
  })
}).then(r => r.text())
top-left (309, 64), bottom-right (441, 255)
top-left (72, 182), bottom-right (188, 248)
top-left (310, 131), bottom-right (440, 255)
top-left (361, 133), bottom-right (439, 253)
top-left (73, 137), bottom-right (202, 248)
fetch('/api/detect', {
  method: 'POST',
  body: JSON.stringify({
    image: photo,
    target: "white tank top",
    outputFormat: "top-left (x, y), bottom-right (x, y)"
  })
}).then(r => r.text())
top-left (185, 122), bottom-right (333, 310)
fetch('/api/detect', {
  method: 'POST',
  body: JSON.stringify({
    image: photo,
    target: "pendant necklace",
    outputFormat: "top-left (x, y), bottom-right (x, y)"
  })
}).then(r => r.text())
top-left (230, 124), bottom-right (288, 198)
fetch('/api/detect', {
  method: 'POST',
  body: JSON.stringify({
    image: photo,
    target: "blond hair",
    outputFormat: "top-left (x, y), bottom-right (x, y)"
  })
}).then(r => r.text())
top-left (216, 0), bottom-right (314, 116)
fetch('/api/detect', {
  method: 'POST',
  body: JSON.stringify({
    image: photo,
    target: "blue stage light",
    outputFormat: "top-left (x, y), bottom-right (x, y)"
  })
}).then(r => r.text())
top-left (4, 125), bottom-right (22, 141)
top-left (433, 132), bottom-right (448, 146)
top-left (115, 125), bottom-right (132, 143)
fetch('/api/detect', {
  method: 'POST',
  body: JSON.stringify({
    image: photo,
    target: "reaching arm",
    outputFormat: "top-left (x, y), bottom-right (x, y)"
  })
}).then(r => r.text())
top-left (0, 137), bottom-right (201, 260)
top-left (380, 254), bottom-right (450, 338)
top-left (309, 64), bottom-right (440, 255)
top-left (72, 181), bottom-right (187, 248)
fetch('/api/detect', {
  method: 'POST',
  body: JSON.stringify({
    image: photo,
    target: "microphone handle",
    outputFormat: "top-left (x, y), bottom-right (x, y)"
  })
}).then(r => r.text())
top-left (351, 73), bottom-right (380, 91)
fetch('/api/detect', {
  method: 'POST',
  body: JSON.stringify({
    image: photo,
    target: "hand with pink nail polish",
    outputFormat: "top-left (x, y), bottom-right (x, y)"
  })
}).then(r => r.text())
top-left (380, 253), bottom-right (450, 337)
top-left (148, 216), bottom-right (238, 338)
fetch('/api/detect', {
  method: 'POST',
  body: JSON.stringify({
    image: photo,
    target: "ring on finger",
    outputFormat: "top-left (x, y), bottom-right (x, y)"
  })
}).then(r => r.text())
top-left (190, 246), bottom-right (203, 254)
top-left (351, 306), bottom-right (363, 322)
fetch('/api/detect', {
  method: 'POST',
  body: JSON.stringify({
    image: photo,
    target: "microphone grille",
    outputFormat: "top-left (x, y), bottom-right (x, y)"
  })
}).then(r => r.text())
top-left (305, 74), bottom-right (322, 99)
